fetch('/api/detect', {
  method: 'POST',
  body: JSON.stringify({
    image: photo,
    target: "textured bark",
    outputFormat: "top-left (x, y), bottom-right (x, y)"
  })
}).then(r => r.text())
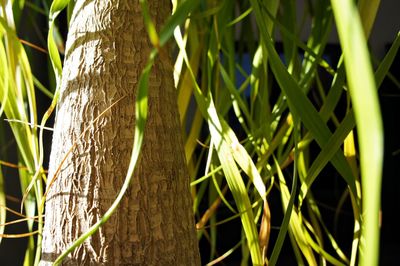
top-left (40, 0), bottom-right (200, 265)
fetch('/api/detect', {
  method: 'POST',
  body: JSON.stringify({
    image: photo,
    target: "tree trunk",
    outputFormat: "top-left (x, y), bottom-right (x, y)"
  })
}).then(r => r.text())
top-left (40, 0), bottom-right (200, 265)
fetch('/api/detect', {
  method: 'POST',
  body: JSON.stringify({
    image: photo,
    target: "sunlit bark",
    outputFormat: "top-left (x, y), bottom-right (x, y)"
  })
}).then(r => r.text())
top-left (40, 0), bottom-right (200, 265)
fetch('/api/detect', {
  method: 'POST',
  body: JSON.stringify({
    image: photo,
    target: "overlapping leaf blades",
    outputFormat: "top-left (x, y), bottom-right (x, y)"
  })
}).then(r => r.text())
top-left (0, 0), bottom-right (398, 265)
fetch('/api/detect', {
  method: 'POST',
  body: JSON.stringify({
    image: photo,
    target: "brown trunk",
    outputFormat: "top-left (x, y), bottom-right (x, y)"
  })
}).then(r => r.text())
top-left (40, 0), bottom-right (200, 265)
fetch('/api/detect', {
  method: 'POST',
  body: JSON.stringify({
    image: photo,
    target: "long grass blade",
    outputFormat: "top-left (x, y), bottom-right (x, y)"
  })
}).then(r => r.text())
top-left (268, 156), bottom-right (297, 266)
top-left (331, 1), bottom-right (384, 265)
top-left (175, 16), bottom-right (267, 264)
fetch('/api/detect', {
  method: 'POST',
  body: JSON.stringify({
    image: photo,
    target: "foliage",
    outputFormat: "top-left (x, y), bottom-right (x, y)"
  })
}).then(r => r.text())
top-left (0, 0), bottom-right (399, 265)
